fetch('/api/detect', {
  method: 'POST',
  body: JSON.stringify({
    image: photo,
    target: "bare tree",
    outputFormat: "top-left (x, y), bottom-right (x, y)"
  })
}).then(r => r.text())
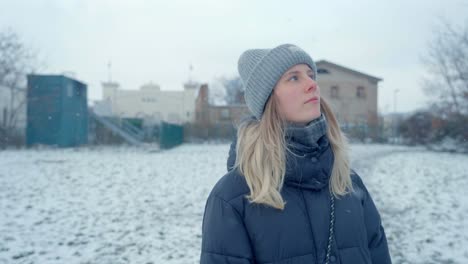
top-left (418, 20), bottom-right (468, 151)
top-left (0, 29), bottom-right (38, 130)
top-left (219, 76), bottom-right (244, 105)
top-left (422, 20), bottom-right (468, 115)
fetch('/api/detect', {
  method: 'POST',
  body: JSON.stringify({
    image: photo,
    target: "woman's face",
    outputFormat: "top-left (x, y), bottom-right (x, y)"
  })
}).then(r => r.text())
top-left (273, 64), bottom-right (321, 125)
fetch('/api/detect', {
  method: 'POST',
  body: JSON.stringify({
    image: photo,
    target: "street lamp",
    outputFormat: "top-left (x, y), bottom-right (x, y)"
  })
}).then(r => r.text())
top-left (393, 89), bottom-right (400, 143)
top-left (393, 89), bottom-right (399, 113)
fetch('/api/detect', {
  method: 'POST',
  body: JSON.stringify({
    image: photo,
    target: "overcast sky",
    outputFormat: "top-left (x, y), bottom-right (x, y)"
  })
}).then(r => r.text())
top-left (1, 0), bottom-right (467, 113)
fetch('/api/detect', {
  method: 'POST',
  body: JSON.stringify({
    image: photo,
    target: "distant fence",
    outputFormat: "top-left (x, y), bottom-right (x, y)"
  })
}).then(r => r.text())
top-left (88, 114), bottom-right (401, 147)
top-left (184, 123), bottom-right (236, 142)
top-left (341, 123), bottom-right (386, 143)
top-left (184, 122), bottom-right (388, 143)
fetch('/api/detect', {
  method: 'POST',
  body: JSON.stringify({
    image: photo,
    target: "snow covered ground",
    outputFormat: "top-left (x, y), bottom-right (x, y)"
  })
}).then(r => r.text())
top-left (0, 143), bottom-right (467, 264)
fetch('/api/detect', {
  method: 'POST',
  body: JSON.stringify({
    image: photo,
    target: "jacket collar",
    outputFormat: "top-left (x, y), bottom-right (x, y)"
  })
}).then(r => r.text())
top-left (283, 135), bottom-right (334, 190)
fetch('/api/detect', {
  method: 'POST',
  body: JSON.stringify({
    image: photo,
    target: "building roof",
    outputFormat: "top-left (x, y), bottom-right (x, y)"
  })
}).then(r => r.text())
top-left (316, 60), bottom-right (383, 83)
top-left (27, 74), bottom-right (88, 86)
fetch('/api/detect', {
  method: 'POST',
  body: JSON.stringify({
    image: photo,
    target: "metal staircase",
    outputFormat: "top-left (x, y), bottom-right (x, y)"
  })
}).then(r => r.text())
top-left (89, 110), bottom-right (144, 145)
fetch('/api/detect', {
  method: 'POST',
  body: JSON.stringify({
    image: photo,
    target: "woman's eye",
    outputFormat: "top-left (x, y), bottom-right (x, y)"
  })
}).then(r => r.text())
top-left (288, 76), bottom-right (298, 81)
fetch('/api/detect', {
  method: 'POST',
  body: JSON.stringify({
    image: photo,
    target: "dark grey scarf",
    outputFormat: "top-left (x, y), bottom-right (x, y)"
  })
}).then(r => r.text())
top-left (285, 113), bottom-right (328, 149)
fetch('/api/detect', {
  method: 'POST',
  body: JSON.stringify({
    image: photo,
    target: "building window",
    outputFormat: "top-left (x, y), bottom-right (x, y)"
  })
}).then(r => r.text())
top-left (330, 86), bottom-right (339, 98)
top-left (356, 86), bottom-right (366, 99)
top-left (221, 109), bottom-right (230, 120)
top-left (317, 68), bottom-right (330, 74)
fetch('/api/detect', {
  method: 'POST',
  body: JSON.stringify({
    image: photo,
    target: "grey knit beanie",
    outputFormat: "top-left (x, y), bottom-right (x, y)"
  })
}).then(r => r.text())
top-left (238, 43), bottom-right (317, 119)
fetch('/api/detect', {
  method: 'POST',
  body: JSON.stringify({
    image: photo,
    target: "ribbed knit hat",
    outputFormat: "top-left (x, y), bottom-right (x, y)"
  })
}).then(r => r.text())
top-left (238, 44), bottom-right (317, 119)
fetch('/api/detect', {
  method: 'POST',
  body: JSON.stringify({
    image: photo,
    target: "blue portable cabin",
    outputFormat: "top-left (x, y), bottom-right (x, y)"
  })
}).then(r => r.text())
top-left (26, 74), bottom-right (88, 147)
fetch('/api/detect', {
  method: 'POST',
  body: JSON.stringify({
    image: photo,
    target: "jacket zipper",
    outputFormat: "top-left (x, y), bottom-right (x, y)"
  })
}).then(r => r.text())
top-left (300, 189), bottom-right (319, 263)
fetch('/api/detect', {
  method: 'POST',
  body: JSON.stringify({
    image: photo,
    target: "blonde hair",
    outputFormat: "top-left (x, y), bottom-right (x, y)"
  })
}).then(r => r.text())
top-left (234, 95), bottom-right (353, 210)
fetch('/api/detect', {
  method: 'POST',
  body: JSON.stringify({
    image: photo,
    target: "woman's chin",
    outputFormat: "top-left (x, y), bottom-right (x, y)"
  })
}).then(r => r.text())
top-left (308, 110), bottom-right (321, 121)
top-left (292, 112), bottom-right (322, 125)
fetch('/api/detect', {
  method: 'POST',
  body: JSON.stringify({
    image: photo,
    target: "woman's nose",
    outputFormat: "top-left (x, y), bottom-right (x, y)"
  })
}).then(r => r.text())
top-left (305, 78), bottom-right (317, 92)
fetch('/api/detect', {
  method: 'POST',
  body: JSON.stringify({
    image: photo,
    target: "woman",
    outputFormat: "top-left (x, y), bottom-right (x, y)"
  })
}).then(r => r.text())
top-left (200, 44), bottom-right (391, 264)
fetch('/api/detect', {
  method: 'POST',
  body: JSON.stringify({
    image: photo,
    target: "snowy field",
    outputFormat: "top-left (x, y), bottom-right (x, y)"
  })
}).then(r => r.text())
top-left (0, 143), bottom-right (467, 264)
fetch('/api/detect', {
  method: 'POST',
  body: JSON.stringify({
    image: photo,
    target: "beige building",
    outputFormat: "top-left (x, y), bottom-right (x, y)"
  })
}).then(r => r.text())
top-left (316, 60), bottom-right (382, 127)
top-left (99, 81), bottom-right (199, 124)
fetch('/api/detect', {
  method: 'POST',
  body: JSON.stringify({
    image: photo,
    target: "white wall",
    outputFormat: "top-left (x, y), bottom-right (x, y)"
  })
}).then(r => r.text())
top-left (101, 82), bottom-right (198, 124)
top-left (0, 85), bottom-right (26, 131)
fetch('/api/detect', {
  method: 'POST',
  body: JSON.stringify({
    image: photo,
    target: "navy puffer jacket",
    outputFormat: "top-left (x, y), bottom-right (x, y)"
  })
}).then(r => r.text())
top-left (200, 135), bottom-right (391, 264)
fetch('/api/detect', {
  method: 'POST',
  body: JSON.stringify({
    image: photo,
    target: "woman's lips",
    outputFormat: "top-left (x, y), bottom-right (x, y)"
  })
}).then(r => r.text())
top-left (305, 97), bottom-right (319, 104)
